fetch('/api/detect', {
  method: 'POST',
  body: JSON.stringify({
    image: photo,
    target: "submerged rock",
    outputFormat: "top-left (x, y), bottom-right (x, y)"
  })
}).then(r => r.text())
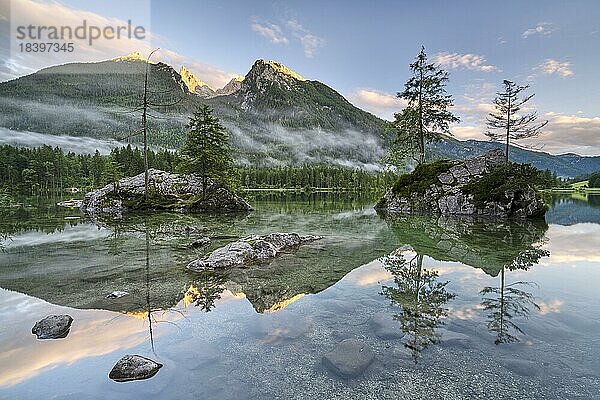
top-left (57, 199), bottom-right (83, 208)
top-left (80, 169), bottom-right (252, 217)
top-left (190, 237), bottom-right (211, 248)
top-left (322, 339), bottom-right (375, 378)
top-left (32, 315), bottom-right (73, 339)
top-left (187, 233), bottom-right (323, 271)
top-left (108, 355), bottom-right (163, 382)
top-left (376, 150), bottom-right (547, 218)
top-left (370, 312), bottom-right (405, 340)
top-left (106, 291), bottom-right (129, 299)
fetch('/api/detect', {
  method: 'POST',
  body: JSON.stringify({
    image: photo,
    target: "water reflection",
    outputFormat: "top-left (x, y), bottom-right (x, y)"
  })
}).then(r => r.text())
top-left (381, 214), bottom-right (552, 348)
top-left (545, 193), bottom-right (600, 225)
top-left (385, 214), bottom-right (548, 276)
top-left (480, 244), bottom-right (549, 344)
top-left (185, 270), bottom-right (228, 312)
top-left (380, 251), bottom-right (455, 361)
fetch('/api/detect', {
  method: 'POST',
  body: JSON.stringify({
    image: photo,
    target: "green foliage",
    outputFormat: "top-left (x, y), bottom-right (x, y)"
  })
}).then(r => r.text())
top-left (588, 171), bottom-right (600, 188)
top-left (461, 163), bottom-right (543, 208)
top-left (0, 188), bottom-right (13, 208)
top-left (178, 106), bottom-right (236, 190)
top-left (0, 144), bottom-right (178, 196)
top-left (238, 165), bottom-right (395, 192)
top-left (391, 47), bottom-right (459, 165)
top-left (391, 159), bottom-right (456, 198)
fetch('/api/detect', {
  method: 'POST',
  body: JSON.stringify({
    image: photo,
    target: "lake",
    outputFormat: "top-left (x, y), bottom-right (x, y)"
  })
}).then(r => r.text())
top-left (0, 192), bottom-right (599, 399)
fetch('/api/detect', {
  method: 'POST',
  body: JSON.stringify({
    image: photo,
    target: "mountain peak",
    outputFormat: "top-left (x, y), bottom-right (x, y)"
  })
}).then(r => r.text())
top-left (250, 59), bottom-right (306, 81)
top-left (179, 66), bottom-right (215, 96)
top-left (113, 51), bottom-right (150, 63)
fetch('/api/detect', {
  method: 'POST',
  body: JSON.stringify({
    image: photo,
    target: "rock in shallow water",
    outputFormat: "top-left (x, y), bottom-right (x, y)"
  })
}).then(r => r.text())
top-left (375, 149), bottom-right (547, 218)
top-left (108, 355), bottom-right (163, 382)
top-left (322, 339), bottom-right (375, 378)
top-left (190, 237), bottom-right (211, 248)
top-left (187, 232), bottom-right (323, 271)
top-left (80, 169), bottom-right (252, 217)
top-left (106, 291), bottom-right (129, 299)
top-left (32, 315), bottom-right (73, 339)
top-left (370, 312), bottom-right (405, 340)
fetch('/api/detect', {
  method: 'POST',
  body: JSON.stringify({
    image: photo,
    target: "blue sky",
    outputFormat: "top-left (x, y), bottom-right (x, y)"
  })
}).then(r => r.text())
top-left (2, 0), bottom-right (599, 154)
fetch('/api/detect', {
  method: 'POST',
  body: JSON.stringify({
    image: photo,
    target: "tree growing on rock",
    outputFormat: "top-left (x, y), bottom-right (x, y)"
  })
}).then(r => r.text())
top-left (390, 46), bottom-right (459, 166)
top-left (485, 80), bottom-right (548, 163)
top-left (178, 105), bottom-right (236, 192)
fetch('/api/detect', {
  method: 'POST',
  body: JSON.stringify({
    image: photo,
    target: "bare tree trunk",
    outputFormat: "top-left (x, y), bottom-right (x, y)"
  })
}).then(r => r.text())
top-left (143, 65), bottom-right (149, 202)
top-left (418, 66), bottom-right (425, 165)
top-left (498, 266), bottom-right (505, 344)
top-left (505, 95), bottom-right (511, 164)
top-left (142, 49), bottom-right (160, 203)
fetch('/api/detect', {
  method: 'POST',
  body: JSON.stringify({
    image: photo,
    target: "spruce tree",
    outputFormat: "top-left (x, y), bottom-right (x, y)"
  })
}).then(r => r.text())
top-left (391, 46), bottom-right (459, 165)
top-left (486, 80), bottom-right (548, 163)
top-left (178, 105), bottom-right (235, 192)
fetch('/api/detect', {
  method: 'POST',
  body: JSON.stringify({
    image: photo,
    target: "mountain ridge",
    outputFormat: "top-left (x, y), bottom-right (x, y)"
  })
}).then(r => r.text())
top-left (0, 54), bottom-right (598, 177)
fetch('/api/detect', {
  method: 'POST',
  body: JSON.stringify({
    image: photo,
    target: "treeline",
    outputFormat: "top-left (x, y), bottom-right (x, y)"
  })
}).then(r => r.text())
top-left (0, 144), bottom-right (395, 196)
top-left (0, 144), bottom-right (178, 196)
top-left (238, 165), bottom-right (396, 191)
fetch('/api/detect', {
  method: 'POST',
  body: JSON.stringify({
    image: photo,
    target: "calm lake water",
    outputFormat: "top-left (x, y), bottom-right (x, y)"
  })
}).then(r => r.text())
top-left (0, 193), bottom-right (599, 399)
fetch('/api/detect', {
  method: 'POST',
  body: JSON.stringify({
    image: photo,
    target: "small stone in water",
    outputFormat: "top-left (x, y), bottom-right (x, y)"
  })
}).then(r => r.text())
top-left (108, 355), bottom-right (163, 382)
top-left (32, 315), bottom-right (73, 339)
top-left (106, 291), bottom-right (129, 299)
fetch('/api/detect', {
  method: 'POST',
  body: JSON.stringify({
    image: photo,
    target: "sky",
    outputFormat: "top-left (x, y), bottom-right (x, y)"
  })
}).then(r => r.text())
top-left (0, 0), bottom-right (599, 155)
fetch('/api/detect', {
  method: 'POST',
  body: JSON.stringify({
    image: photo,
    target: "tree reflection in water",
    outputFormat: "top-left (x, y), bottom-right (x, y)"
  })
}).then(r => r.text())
top-left (480, 246), bottom-right (549, 344)
top-left (187, 270), bottom-right (228, 312)
top-left (380, 250), bottom-right (455, 362)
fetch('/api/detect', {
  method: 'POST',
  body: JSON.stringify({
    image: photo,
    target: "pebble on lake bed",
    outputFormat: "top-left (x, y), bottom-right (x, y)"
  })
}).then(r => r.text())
top-left (31, 315), bottom-right (73, 339)
top-left (108, 355), bottom-right (163, 382)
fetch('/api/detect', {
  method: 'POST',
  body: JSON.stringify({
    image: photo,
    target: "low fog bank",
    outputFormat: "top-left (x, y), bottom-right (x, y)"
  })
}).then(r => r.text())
top-left (0, 127), bottom-right (125, 154)
top-left (226, 122), bottom-right (385, 170)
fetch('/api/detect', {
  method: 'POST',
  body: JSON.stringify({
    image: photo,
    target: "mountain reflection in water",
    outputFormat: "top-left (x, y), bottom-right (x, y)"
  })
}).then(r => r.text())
top-left (0, 194), bottom-right (599, 400)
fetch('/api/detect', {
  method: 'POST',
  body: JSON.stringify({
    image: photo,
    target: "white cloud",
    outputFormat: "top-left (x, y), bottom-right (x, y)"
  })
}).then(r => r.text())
top-left (286, 20), bottom-right (325, 58)
top-left (250, 21), bottom-right (289, 45)
top-left (450, 113), bottom-right (600, 156)
top-left (450, 125), bottom-right (488, 140)
top-left (522, 22), bottom-right (555, 38)
top-left (538, 59), bottom-right (574, 78)
top-left (1, 0), bottom-right (239, 88)
top-left (346, 88), bottom-right (408, 120)
top-left (435, 52), bottom-right (498, 72)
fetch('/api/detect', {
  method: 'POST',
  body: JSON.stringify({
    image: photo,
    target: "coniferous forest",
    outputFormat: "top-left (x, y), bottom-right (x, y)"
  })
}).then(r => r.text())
top-left (0, 144), bottom-right (397, 196)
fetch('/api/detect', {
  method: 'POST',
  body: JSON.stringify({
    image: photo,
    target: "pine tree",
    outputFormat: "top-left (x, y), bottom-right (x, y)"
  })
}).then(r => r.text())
top-left (486, 80), bottom-right (548, 163)
top-left (178, 105), bottom-right (235, 192)
top-left (391, 46), bottom-right (459, 165)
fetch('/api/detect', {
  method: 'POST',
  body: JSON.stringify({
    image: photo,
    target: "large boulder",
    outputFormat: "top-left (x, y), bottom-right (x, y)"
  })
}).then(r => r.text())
top-left (187, 233), bottom-right (322, 271)
top-left (375, 150), bottom-right (547, 218)
top-left (81, 169), bottom-right (252, 217)
top-left (32, 315), bottom-right (73, 339)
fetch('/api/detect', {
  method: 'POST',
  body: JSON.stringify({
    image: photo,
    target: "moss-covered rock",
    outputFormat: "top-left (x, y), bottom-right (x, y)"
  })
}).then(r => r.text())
top-left (375, 150), bottom-right (547, 218)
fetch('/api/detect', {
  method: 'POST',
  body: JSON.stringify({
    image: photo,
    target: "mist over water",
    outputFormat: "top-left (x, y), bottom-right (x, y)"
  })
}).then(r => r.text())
top-left (0, 127), bottom-right (125, 155)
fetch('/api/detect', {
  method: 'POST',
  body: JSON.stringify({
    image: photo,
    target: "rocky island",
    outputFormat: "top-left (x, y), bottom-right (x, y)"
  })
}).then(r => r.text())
top-left (80, 169), bottom-right (252, 217)
top-left (375, 150), bottom-right (547, 218)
